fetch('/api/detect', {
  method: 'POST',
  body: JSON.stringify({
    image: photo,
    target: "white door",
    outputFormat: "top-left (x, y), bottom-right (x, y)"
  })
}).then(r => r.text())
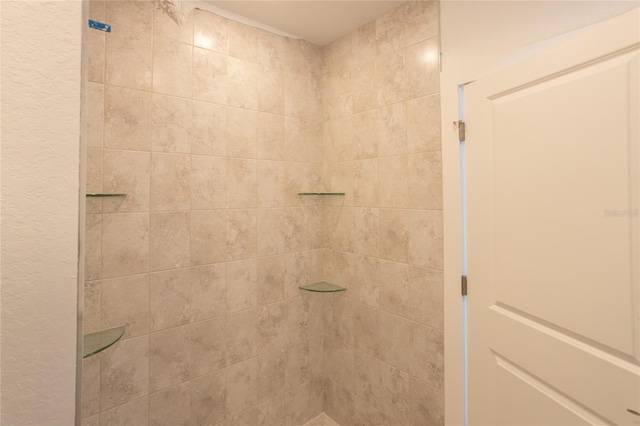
top-left (466, 9), bottom-right (640, 425)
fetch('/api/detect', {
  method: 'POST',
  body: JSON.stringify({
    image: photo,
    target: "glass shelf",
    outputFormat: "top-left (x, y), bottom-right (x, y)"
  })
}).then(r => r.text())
top-left (86, 193), bottom-right (127, 197)
top-left (83, 326), bottom-right (125, 358)
top-left (298, 192), bottom-right (345, 196)
top-left (299, 281), bottom-right (346, 293)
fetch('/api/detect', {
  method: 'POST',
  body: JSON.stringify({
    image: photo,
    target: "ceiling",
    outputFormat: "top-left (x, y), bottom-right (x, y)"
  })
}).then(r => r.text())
top-left (202, 1), bottom-right (404, 46)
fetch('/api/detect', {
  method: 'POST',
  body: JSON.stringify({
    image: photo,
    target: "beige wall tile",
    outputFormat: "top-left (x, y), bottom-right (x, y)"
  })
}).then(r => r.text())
top-left (409, 377), bottom-right (444, 426)
top-left (82, 356), bottom-right (100, 417)
top-left (257, 255), bottom-right (285, 305)
top-left (353, 207), bottom-right (379, 257)
top-left (285, 73), bottom-right (309, 119)
top-left (226, 358), bottom-right (258, 416)
top-left (258, 302), bottom-right (286, 353)
top-left (352, 21), bottom-right (376, 68)
top-left (379, 209), bottom-right (408, 263)
top-left (193, 47), bottom-right (228, 104)
top-left (153, 36), bottom-right (193, 98)
top-left (193, 9), bottom-right (228, 54)
top-left (227, 209), bottom-right (258, 260)
top-left (226, 258), bottom-right (258, 312)
top-left (408, 209), bottom-right (443, 270)
top-left (324, 294), bottom-right (355, 346)
top-left (350, 255), bottom-right (380, 308)
top-left (84, 280), bottom-right (101, 333)
top-left (403, 1), bottom-right (439, 47)
top-left (190, 319), bottom-right (226, 377)
top-left (229, 20), bottom-right (259, 63)
top-left (284, 162), bottom-right (311, 206)
top-left (378, 102), bottom-right (407, 156)
top-left (149, 211), bottom-right (190, 271)
top-left (258, 66), bottom-right (285, 115)
top-left (285, 117), bottom-right (309, 162)
top-left (259, 31), bottom-right (288, 71)
top-left (375, 3), bottom-right (404, 57)
top-left (226, 158), bottom-right (257, 208)
top-left (100, 335), bottom-right (149, 410)
top-left (106, 0), bottom-right (152, 29)
top-left (378, 156), bottom-right (408, 208)
top-left (353, 110), bottom-right (378, 160)
top-left (191, 263), bottom-right (227, 321)
top-left (283, 295), bottom-right (309, 343)
top-left (285, 339), bottom-right (310, 390)
top-left (101, 273), bottom-right (149, 339)
top-left (228, 58), bottom-right (258, 110)
top-left (191, 370), bottom-right (227, 425)
top-left (224, 309), bottom-right (259, 365)
top-left (258, 394), bottom-right (286, 426)
top-left (88, 30), bottom-right (105, 84)
top-left (85, 215), bottom-right (102, 281)
top-left (149, 382), bottom-right (191, 426)
top-left (104, 86), bottom-right (151, 151)
top-left (82, 415), bottom-right (99, 426)
top-left (191, 101), bottom-right (226, 156)
top-left (105, 14), bottom-right (152, 91)
top-left (191, 155), bottom-right (226, 209)
top-left (103, 149), bottom-right (150, 212)
top-left (405, 37), bottom-right (440, 100)
top-left (353, 159), bottom-right (378, 207)
top-left (257, 160), bottom-right (285, 207)
top-left (376, 50), bottom-right (405, 106)
top-left (149, 325), bottom-right (190, 392)
top-left (256, 113), bottom-right (285, 160)
top-left (258, 348), bottom-right (285, 403)
top-left (285, 208), bottom-right (309, 253)
top-left (151, 94), bottom-right (191, 153)
top-left (406, 94), bottom-right (442, 153)
top-left (324, 377), bottom-right (355, 426)
top-left (285, 382), bottom-right (312, 426)
top-left (150, 268), bottom-right (191, 331)
top-left (408, 151), bottom-right (443, 210)
top-left (257, 208), bottom-right (285, 256)
top-left (227, 107), bottom-right (257, 158)
top-left (324, 336), bottom-right (355, 393)
top-left (87, 82), bottom-right (104, 147)
top-left (101, 212), bottom-right (149, 278)
top-left (223, 408), bottom-right (259, 426)
top-left (100, 396), bottom-right (149, 426)
top-left (409, 322), bottom-right (444, 390)
top-left (154, 7), bottom-right (194, 44)
top-left (352, 62), bottom-right (377, 115)
top-left (190, 210), bottom-right (227, 265)
top-left (150, 153), bottom-right (191, 211)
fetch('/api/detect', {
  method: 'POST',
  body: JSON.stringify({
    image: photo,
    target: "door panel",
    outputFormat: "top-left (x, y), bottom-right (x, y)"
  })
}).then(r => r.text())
top-left (467, 9), bottom-right (640, 426)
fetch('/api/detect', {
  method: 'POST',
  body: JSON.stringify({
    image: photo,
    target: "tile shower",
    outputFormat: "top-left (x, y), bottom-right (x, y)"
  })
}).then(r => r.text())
top-left (82, 1), bottom-right (443, 425)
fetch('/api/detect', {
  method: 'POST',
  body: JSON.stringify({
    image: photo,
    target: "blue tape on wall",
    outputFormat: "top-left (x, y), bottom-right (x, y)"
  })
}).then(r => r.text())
top-left (88, 19), bottom-right (111, 33)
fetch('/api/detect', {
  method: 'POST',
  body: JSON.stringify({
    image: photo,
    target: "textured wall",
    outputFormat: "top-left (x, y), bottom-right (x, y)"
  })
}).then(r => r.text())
top-left (1, 1), bottom-right (83, 424)
top-left (82, 2), bottom-right (325, 425)
top-left (319, 2), bottom-right (444, 425)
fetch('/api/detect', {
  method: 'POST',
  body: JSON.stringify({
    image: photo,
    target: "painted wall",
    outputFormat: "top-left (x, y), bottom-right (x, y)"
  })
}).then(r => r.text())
top-left (440, 2), bottom-right (640, 424)
top-left (0, 1), bottom-right (84, 424)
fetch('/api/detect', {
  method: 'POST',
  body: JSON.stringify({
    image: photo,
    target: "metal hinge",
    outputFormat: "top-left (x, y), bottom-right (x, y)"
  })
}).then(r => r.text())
top-left (454, 120), bottom-right (466, 142)
top-left (461, 275), bottom-right (468, 296)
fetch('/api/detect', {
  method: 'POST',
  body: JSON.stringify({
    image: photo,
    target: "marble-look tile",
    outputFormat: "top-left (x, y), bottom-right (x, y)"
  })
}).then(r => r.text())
top-left (285, 339), bottom-right (310, 390)
top-left (350, 255), bottom-right (380, 308)
top-left (87, 82), bottom-right (104, 147)
top-left (105, 2), bottom-right (152, 90)
top-left (101, 212), bottom-right (149, 278)
top-left (258, 348), bottom-right (285, 403)
top-left (103, 149), bottom-right (150, 212)
top-left (101, 273), bottom-right (149, 339)
top-left (353, 396), bottom-right (387, 426)
top-left (100, 335), bottom-right (148, 410)
top-left (153, 6), bottom-right (194, 44)
top-left (285, 73), bottom-right (309, 119)
top-left (226, 209), bottom-right (257, 260)
top-left (85, 215), bottom-right (102, 282)
top-left (153, 36), bottom-right (192, 98)
top-left (257, 255), bottom-right (285, 305)
top-left (150, 153), bottom-right (191, 211)
top-left (379, 208), bottom-right (408, 263)
top-left (150, 268), bottom-right (191, 331)
top-left (285, 208), bottom-right (309, 252)
top-left (82, 414), bottom-right (99, 426)
top-left (257, 160), bottom-right (285, 207)
top-left (190, 318), bottom-right (226, 377)
top-left (191, 101), bottom-right (226, 156)
top-left (88, 0), bottom-right (105, 21)
top-left (324, 116), bottom-right (355, 163)
top-left (405, 37), bottom-right (440, 100)
top-left (305, 412), bottom-right (340, 426)
top-left (227, 58), bottom-right (258, 110)
top-left (256, 113), bottom-right (285, 160)
top-left (104, 86), bottom-right (152, 151)
top-left (409, 322), bottom-right (444, 390)
top-left (193, 9), bottom-right (228, 54)
top-left (259, 31), bottom-right (288, 71)
top-left (191, 155), bottom-right (226, 209)
top-left (149, 325), bottom-right (190, 392)
top-left (375, 2), bottom-right (404, 57)
top-left (378, 155), bottom-right (408, 208)
top-left (227, 107), bottom-right (257, 158)
top-left (353, 207), bottom-right (379, 257)
top-left (151, 94), bottom-right (191, 153)
top-left (149, 211), bottom-right (190, 271)
top-left (88, 29), bottom-right (105, 84)
top-left (223, 407), bottom-right (259, 426)
top-left (285, 382), bottom-right (312, 426)
top-left (190, 210), bottom-right (227, 265)
top-left (376, 49), bottom-right (406, 107)
top-left (193, 47), bottom-right (228, 104)
top-left (284, 162), bottom-right (311, 207)
top-left (258, 66), bottom-right (285, 115)
top-left (258, 302), bottom-right (286, 353)
top-left (283, 295), bottom-right (310, 345)
top-left (285, 117), bottom-right (309, 162)
top-left (190, 370), bottom-right (227, 426)
top-left (352, 61), bottom-right (376, 115)
top-left (224, 308), bottom-right (260, 365)
top-left (82, 356), bottom-right (100, 417)
top-left (409, 151), bottom-right (443, 210)
top-left (229, 20), bottom-right (259, 63)
top-left (353, 159), bottom-right (378, 207)
top-left (352, 21), bottom-right (376, 68)
top-left (258, 393), bottom-right (286, 426)
top-left (149, 382), bottom-right (191, 426)
top-left (324, 377), bottom-right (355, 426)
top-left (226, 258), bottom-right (258, 313)
top-left (406, 94), bottom-right (441, 153)
top-left (100, 396), bottom-right (149, 426)
top-left (408, 209), bottom-right (444, 271)
top-left (226, 358), bottom-right (258, 417)
top-left (324, 206), bottom-right (354, 253)
top-left (84, 280), bottom-right (101, 333)
top-left (323, 72), bottom-right (354, 122)
top-left (409, 377), bottom-right (444, 426)
top-left (226, 158), bottom-right (256, 208)
top-left (378, 102), bottom-right (407, 156)
top-left (257, 208), bottom-right (285, 256)
top-left (324, 293), bottom-right (355, 346)
top-left (308, 374), bottom-right (324, 419)
top-left (324, 336), bottom-right (355, 395)
top-left (403, 1), bottom-right (439, 47)
top-left (191, 263), bottom-right (227, 321)
top-left (353, 110), bottom-right (378, 160)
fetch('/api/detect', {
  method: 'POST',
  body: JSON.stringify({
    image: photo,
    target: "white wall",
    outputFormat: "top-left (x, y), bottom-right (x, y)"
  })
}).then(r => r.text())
top-left (440, 1), bottom-right (640, 424)
top-left (1, 1), bottom-right (84, 424)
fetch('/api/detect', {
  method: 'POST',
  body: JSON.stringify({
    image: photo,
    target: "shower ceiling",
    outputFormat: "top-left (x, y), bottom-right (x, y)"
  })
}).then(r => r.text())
top-left (204, 1), bottom-right (404, 45)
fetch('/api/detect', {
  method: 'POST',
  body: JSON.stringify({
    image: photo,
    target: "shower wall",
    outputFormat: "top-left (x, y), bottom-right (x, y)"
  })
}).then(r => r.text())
top-left (83, 2), bottom-right (326, 424)
top-left (320, 2), bottom-right (444, 425)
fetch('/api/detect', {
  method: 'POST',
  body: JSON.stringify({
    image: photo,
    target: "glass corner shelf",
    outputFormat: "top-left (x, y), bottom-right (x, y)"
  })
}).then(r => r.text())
top-left (86, 193), bottom-right (127, 197)
top-left (298, 192), bottom-right (345, 196)
top-left (83, 326), bottom-right (125, 358)
top-left (299, 281), bottom-right (346, 293)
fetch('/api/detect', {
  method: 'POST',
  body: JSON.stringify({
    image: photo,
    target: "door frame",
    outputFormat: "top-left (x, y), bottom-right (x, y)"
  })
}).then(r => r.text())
top-left (440, 5), bottom-right (640, 424)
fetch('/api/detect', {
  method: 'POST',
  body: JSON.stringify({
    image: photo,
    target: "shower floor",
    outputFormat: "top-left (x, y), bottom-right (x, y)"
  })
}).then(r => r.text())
top-left (303, 413), bottom-right (339, 426)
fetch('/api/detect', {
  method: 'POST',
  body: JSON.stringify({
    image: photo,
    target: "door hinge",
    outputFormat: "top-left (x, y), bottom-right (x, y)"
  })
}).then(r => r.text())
top-left (461, 275), bottom-right (468, 296)
top-left (454, 120), bottom-right (466, 142)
